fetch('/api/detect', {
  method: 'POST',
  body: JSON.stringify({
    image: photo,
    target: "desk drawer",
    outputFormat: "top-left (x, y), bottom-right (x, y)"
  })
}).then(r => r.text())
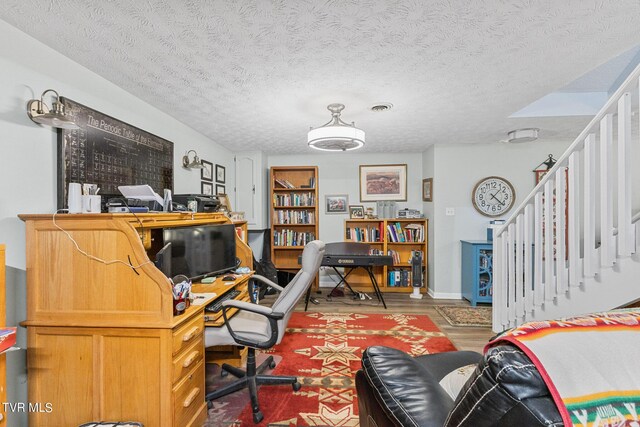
top-left (173, 360), bottom-right (205, 427)
top-left (172, 314), bottom-right (203, 356)
top-left (173, 337), bottom-right (203, 384)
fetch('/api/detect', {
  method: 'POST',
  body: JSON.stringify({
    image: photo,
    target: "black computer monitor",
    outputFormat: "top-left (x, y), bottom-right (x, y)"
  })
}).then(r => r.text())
top-left (160, 224), bottom-right (237, 280)
top-left (154, 242), bottom-right (172, 278)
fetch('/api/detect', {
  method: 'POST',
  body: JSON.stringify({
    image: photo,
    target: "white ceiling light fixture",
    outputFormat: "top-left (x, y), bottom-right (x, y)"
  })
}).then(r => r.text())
top-left (308, 103), bottom-right (365, 152)
top-left (506, 128), bottom-right (539, 143)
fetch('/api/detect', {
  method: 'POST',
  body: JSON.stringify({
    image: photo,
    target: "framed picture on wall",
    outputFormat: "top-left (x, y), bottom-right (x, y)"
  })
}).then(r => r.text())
top-left (349, 205), bottom-right (365, 219)
top-left (422, 178), bottom-right (433, 202)
top-left (325, 194), bottom-right (348, 214)
top-left (216, 184), bottom-right (226, 195)
top-left (201, 181), bottom-right (213, 196)
top-left (359, 164), bottom-right (407, 201)
top-left (215, 164), bottom-right (226, 183)
top-left (201, 160), bottom-right (213, 181)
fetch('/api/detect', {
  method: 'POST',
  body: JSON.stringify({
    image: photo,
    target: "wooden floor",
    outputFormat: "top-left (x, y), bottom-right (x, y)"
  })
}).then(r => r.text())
top-left (292, 289), bottom-right (495, 353)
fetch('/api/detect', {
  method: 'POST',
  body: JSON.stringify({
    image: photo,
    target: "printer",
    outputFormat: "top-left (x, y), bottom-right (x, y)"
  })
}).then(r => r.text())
top-left (173, 194), bottom-right (220, 213)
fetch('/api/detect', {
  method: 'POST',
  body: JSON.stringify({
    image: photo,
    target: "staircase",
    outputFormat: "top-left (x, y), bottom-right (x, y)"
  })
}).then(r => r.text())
top-left (492, 64), bottom-right (640, 332)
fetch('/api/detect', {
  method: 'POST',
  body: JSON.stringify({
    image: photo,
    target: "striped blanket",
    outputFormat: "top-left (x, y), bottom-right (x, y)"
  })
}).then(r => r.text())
top-left (487, 309), bottom-right (640, 427)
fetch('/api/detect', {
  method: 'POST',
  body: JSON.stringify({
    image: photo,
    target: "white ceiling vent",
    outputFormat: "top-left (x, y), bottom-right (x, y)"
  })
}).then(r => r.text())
top-left (506, 128), bottom-right (539, 143)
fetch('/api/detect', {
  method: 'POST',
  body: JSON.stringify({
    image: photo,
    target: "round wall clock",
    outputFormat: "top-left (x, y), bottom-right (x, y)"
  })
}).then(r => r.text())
top-left (472, 176), bottom-right (516, 217)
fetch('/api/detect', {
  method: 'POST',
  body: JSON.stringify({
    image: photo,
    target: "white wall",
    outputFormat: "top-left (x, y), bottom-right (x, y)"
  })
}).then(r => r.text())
top-left (268, 151), bottom-right (424, 284)
top-left (0, 20), bottom-right (233, 422)
top-left (429, 140), bottom-right (573, 298)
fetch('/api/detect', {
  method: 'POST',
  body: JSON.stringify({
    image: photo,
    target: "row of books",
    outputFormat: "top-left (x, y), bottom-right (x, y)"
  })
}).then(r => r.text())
top-left (388, 270), bottom-right (413, 287)
top-left (346, 225), bottom-right (382, 242)
top-left (274, 177), bottom-right (316, 189)
top-left (387, 222), bottom-right (425, 243)
top-left (273, 230), bottom-right (316, 247)
top-left (387, 250), bottom-right (401, 264)
top-left (275, 210), bottom-right (315, 225)
top-left (273, 193), bottom-right (315, 207)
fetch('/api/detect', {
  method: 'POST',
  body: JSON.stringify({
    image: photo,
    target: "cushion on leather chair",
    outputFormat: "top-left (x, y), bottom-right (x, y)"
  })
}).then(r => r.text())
top-left (361, 346), bottom-right (455, 427)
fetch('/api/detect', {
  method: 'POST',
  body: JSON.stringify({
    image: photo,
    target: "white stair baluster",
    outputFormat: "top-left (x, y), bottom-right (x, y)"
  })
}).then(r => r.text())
top-left (583, 134), bottom-right (597, 277)
top-left (567, 152), bottom-right (581, 287)
top-left (544, 179), bottom-right (555, 300)
top-left (523, 204), bottom-right (533, 314)
top-left (507, 223), bottom-right (516, 324)
top-left (515, 214), bottom-right (525, 319)
top-left (555, 167), bottom-right (568, 294)
top-left (617, 93), bottom-right (632, 257)
top-left (600, 113), bottom-right (614, 267)
top-left (534, 192), bottom-right (544, 305)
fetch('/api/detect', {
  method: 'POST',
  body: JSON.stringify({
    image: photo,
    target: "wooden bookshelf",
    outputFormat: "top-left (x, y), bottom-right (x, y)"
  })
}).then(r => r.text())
top-left (344, 218), bottom-right (427, 293)
top-left (270, 166), bottom-right (319, 290)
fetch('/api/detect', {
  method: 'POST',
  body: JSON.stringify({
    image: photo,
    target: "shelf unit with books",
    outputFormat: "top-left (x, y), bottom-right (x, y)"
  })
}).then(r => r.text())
top-left (344, 218), bottom-right (427, 293)
top-left (270, 166), bottom-right (319, 289)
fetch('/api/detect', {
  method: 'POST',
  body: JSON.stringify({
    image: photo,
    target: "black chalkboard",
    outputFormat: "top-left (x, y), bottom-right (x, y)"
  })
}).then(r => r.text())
top-left (57, 97), bottom-right (173, 209)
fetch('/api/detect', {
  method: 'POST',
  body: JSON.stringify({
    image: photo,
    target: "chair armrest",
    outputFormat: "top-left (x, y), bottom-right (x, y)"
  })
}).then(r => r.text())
top-left (222, 299), bottom-right (283, 318)
top-left (251, 275), bottom-right (284, 292)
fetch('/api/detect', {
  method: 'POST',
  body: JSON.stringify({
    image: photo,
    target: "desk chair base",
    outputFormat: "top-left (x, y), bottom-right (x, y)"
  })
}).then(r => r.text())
top-left (206, 347), bottom-right (301, 424)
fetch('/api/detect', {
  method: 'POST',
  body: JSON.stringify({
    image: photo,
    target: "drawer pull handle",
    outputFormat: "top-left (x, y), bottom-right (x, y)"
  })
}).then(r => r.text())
top-left (182, 327), bottom-right (199, 342)
top-left (183, 351), bottom-right (200, 368)
top-left (183, 387), bottom-right (200, 408)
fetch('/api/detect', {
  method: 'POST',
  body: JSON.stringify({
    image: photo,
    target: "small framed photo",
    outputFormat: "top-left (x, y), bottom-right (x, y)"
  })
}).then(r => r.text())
top-left (216, 184), bottom-right (226, 195)
top-left (215, 164), bottom-right (226, 183)
top-left (360, 164), bottom-right (407, 201)
top-left (201, 181), bottom-right (213, 196)
top-left (422, 178), bottom-right (433, 202)
top-left (349, 205), bottom-right (365, 219)
top-left (325, 194), bottom-right (348, 214)
top-left (201, 160), bottom-right (213, 181)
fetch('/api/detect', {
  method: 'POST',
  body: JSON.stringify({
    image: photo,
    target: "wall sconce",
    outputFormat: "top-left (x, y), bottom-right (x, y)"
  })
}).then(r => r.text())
top-left (26, 89), bottom-right (79, 129)
top-left (182, 150), bottom-right (204, 169)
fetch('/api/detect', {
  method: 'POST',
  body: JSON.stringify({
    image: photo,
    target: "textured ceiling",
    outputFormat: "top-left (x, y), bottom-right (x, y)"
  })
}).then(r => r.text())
top-left (3, 0), bottom-right (640, 153)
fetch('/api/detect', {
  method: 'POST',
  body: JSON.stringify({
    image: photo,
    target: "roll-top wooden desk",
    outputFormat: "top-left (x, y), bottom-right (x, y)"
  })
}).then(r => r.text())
top-left (19, 213), bottom-right (253, 427)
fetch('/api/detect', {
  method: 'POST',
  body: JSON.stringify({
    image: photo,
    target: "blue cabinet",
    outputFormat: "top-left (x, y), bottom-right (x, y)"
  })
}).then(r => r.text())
top-left (461, 240), bottom-right (493, 306)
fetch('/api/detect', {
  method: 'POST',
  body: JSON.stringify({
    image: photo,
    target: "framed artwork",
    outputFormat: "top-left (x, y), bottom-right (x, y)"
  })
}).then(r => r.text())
top-left (218, 194), bottom-right (232, 212)
top-left (216, 164), bottom-right (226, 183)
top-left (216, 184), bottom-right (226, 195)
top-left (325, 194), bottom-right (348, 214)
top-left (201, 160), bottom-right (213, 181)
top-left (349, 205), bottom-right (365, 219)
top-left (359, 164), bottom-right (407, 201)
top-left (422, 178), bottom-right (433, 202)
top-left (201, 181), bottom-right (213, 196)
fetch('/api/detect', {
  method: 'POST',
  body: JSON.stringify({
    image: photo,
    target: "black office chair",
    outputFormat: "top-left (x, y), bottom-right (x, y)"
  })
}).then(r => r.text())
top-left (204, 240), bottom-right (325, 423)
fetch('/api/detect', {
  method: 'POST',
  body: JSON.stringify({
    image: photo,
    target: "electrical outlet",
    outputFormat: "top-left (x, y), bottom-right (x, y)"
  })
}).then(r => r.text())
top-left (445, 208), bottom-right (455, 216)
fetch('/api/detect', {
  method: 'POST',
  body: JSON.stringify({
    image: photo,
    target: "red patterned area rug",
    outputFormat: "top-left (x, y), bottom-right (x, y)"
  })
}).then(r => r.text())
top-left (204, 312), bottom-right (456, 426)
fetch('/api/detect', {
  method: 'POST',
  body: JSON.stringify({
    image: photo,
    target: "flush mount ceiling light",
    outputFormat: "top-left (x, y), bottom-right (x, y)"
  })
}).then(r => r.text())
top-left (506, 128), bottom-right (539, 143)
top-left (308, 103), bottom-right (365, 151)
top-left (26, 89), bottom-right (79, 130)
top-left (182, 150), bottom-right (204, 169)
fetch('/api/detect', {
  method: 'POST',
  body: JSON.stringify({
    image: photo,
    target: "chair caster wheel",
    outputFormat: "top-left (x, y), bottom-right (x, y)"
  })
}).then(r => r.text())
top-left (292, 381), bottom-right (302, 391)
top-left (253, 411), bottom-right (264, 423)
top-left (269, 360), bottom-right (276, 369)
top-left (221, 370), bottom-right (228, 378)
top-left (207, 400), bottom-right (213, 409)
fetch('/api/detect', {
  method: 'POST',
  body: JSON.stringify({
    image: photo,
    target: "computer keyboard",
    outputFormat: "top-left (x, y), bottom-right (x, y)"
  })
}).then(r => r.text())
top-left (205, 289), bottom-right (241, 313)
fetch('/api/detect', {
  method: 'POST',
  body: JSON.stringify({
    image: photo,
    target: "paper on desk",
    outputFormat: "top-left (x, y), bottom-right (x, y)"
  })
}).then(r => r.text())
top-left (118, 184), bottom-right (164, 205)
top-left (191, 293), bottom-right (218, 306)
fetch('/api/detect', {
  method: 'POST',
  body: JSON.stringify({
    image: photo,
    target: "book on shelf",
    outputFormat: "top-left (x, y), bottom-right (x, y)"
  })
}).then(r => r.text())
top-left (274, 178), bottom-right (296, 188)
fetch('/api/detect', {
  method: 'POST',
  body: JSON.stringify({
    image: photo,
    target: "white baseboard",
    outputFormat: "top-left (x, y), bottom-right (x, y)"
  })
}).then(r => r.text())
top-left (427, 289), bottom-right (462, 300)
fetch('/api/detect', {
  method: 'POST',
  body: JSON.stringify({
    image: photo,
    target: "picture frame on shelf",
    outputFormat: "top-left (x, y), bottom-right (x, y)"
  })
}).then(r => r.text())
top-left (216, 184), bottom-right (226, 195)
top-left (201, 181), bottom-right (213, 196)
top-left (218, 193), bottom-right (232, 212)
top-left (201, 160), bottom-right (213, 181)
top-left (215, 164), bottom-right (226, 183)
top-left (325, 194), bottom-right (348, 214)
top-left (349, 205), bottom-right (365, 219)
top-left (359, 164), bottom-right (407, 202)
top-left (422, 178), bottom-right (433, 202)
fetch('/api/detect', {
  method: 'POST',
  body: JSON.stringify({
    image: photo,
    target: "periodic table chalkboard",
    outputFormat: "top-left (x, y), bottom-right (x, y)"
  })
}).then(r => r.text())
top-left (57, 97), bottom-right (173, 209)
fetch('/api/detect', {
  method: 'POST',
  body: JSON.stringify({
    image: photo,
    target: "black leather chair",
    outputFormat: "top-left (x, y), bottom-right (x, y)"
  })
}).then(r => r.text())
top-left (204, 240), bottom-right (325, 423)
top-left (356, 344), bottom-right (562, 427)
